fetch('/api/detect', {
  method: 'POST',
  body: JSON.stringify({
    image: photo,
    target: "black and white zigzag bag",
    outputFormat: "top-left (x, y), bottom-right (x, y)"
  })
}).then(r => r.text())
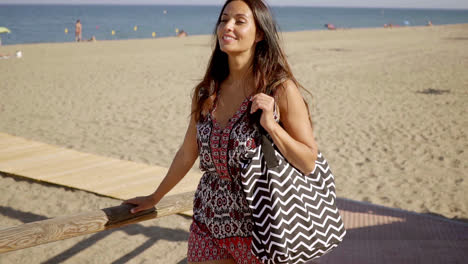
top-left (241, 132), bottom-right (346, 264)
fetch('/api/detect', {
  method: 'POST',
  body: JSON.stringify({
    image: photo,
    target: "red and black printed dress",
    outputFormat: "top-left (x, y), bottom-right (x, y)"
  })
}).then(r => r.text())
top-left (187, 96), bottom-right (263, 263)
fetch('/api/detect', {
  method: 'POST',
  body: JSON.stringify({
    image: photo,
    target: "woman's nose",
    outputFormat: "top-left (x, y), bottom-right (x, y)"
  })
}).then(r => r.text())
top-left (223, 19), bottom-right (234, 32)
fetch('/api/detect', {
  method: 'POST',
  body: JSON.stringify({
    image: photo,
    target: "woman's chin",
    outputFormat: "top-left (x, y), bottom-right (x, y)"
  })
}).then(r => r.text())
top-left (220, 45), bottom-right (235, 53)
top-left (220, 46), bottom-right (246, 56)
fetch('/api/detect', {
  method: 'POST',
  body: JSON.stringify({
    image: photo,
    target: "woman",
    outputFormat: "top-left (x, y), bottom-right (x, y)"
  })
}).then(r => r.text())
top-left (124, 0), bottom-right (318, 263)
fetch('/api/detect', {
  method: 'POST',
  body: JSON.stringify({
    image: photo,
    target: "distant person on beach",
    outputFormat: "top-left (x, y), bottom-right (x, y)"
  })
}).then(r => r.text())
top-left (384, 23), bottom-right (399, 28)
top-left (0, 50), bottom-right (22, 59)
top-left (177, 30), bottom-right (188, 37)
top-left (325, 23), bottom-right (336, 30)
top-left (75, 20), bottom-right (82, 42)
top-left (427, 20), bottom-right (433, 26)
top-left (124, 0), bottom-right (319, 263)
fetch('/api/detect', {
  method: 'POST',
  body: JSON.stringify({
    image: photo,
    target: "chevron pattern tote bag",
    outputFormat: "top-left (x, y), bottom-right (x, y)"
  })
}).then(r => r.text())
top-left (240, 133), bottom-right (346, 264)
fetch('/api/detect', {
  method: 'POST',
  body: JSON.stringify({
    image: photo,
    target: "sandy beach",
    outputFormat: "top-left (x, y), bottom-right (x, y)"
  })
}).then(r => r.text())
top-left (1, 24), bottom-right (467, 263)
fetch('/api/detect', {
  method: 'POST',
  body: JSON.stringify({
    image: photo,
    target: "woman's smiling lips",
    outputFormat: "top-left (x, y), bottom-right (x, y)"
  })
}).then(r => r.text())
top-left (221, 34), bottom-right (237, 44)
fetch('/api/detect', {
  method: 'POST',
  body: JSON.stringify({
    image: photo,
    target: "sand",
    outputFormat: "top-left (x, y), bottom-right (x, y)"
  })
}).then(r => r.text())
top-left (0, 24), bottom-right (467, 263)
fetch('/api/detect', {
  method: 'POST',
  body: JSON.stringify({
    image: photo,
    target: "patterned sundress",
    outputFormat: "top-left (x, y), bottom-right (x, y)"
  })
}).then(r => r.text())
top-left (187, 96), bottom-right (264, 263)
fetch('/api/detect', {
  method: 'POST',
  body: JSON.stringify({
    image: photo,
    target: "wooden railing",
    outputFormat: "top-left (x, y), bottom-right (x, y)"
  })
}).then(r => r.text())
top-left (0, 191), bottom-right (194, 253)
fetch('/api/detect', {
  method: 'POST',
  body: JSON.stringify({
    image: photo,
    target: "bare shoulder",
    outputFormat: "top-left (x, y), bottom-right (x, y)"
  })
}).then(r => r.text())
top-left (276, 79), bottom-right (299, 95)
top-left (275, 79), bottom-right (316, 149)
top-left (275, 79), bottom-right (306, 114)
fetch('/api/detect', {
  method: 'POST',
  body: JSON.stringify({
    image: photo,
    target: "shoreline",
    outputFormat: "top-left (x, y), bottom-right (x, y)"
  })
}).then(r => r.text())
top-left (1, 23), bottom-right (467, 47)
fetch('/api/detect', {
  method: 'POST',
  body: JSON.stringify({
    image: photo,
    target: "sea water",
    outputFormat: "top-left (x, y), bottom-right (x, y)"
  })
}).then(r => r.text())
top-left (0, 4), bottom-right (467, 45)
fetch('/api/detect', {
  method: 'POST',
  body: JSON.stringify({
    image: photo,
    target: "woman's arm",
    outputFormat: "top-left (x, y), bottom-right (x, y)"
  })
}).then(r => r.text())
top-left (124, 102), bottom-right (199, 213)
top-left (250, 80), bottom-right (318, 174)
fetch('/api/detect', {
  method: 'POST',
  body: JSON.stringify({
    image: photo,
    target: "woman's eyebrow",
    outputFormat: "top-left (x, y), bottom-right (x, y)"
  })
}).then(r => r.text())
top-left (221, 13), bottom-right (249, 18)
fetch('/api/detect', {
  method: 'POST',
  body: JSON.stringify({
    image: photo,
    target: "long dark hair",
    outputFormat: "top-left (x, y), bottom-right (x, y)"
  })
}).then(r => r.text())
top-left (192, 0), bottom-right (307, 122)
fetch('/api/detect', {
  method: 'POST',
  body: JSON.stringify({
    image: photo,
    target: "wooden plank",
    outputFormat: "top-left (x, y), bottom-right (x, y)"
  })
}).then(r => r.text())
top-left (104, 171), bottom-right (201, 199)
top-left (47, 162), bottom-right (145, 188)
top-left (0, 133), bottom-right (200, 216)
top-left (97, 167), bottom-right (167, 193)
top-left (90, 166), bottom-right (163, 190)
top-left (0, 152), bottom-right (78, 177)
top-left (18, 159), bottom-right (121, 181)
top-left (0, 191), bottom-right (195, 254)
top-left (9, 150), bottom-right (94, 168)
top-left (0, 146), bottom-right (67, 165)
top-left (0, 142), bottom-right (44, 153)
top-left (0, 139), bottom-right (52, 151)
top-left (0, 145), bottom-right (61, 163)
top-left (13, 152), bottom-right (102, 175)
top-left (49, 159), bottom-right (142, 180)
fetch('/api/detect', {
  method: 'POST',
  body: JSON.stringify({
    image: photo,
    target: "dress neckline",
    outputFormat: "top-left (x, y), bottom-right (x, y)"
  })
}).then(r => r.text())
top-left (210, 96), bottom-right (251, 132)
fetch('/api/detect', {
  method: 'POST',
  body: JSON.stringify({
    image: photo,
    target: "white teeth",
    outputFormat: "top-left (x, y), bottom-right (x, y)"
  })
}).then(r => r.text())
top-left (223, 36), bottom-right (235, 40)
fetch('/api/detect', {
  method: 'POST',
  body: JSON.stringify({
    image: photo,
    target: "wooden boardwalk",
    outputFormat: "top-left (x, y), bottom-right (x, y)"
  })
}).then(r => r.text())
top-left (0, 132), bottom-right (202, 200)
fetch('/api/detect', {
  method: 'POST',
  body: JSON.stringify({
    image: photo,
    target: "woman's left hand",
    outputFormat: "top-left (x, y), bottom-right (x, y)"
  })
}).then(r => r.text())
top-left (250, 93), bottom-right (277, 132)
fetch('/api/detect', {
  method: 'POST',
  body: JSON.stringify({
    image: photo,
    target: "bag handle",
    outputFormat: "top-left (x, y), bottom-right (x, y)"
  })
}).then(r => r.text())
top-left (260, 134), bottom-right (279, 169)
top-left (255, 122), bottom-right (279, 169)
top-left (253, 87), bottom-right (280, 169)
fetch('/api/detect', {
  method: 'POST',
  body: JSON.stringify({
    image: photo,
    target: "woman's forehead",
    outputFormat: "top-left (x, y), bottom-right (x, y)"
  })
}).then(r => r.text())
top-left (222, 1), bottom-right (253, 17)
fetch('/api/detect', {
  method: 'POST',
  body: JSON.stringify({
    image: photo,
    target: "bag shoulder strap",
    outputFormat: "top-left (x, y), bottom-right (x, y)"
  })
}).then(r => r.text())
top-left (260, 132), bottom-right (279, 169)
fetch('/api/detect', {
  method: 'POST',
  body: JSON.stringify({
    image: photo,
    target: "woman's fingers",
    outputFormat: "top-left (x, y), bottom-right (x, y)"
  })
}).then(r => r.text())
top-left (122, 197), bottom-right (139, 205)
top-left (250, 93), bottom-right (278, 131)
top-left (130, 205), bottom-right (143, 214)
top-left (129, 200), bottom-right (150, 214)
top-left (121, 196), bottom-right (153, 214)
top-left (122, 197), bottom-right (139, 214)
top-left (122, 199), bottom-right (133, 205)
top-left (250, 93), bottom-right (275, 114)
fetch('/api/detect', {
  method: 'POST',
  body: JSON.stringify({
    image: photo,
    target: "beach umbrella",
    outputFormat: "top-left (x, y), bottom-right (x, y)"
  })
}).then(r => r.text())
top-left (0, 27), bottom-right (11, 34)
top-left (0, 27), bottom-right (10, 45)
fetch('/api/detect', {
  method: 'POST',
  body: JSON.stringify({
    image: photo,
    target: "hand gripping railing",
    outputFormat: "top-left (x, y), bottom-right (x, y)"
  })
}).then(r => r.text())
top-left (0, 191), bottom-right (194, 253)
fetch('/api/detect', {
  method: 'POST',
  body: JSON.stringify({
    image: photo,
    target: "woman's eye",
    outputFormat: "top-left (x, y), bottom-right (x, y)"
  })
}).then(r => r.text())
top-left (236, 20), bottom-right (246, 24)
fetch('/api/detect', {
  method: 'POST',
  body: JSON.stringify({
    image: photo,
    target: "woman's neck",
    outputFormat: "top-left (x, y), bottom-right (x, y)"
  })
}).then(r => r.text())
top-left (225, 51), bottom-right (255, 95)
top-left (227, 49), bottom-right (255, 80)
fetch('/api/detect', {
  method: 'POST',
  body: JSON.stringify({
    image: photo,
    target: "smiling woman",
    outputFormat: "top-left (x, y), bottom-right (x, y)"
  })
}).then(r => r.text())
top-left (123, 1), bottom-right (327, 263)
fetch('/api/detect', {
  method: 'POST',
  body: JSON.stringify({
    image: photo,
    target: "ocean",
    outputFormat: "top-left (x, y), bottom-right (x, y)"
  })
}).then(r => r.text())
top-left (1, 4), bottom-right (468, 45)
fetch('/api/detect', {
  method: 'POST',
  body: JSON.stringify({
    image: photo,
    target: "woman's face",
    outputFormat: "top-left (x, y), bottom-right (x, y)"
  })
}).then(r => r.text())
top-left (217, 1), bottom-right (261, 55)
